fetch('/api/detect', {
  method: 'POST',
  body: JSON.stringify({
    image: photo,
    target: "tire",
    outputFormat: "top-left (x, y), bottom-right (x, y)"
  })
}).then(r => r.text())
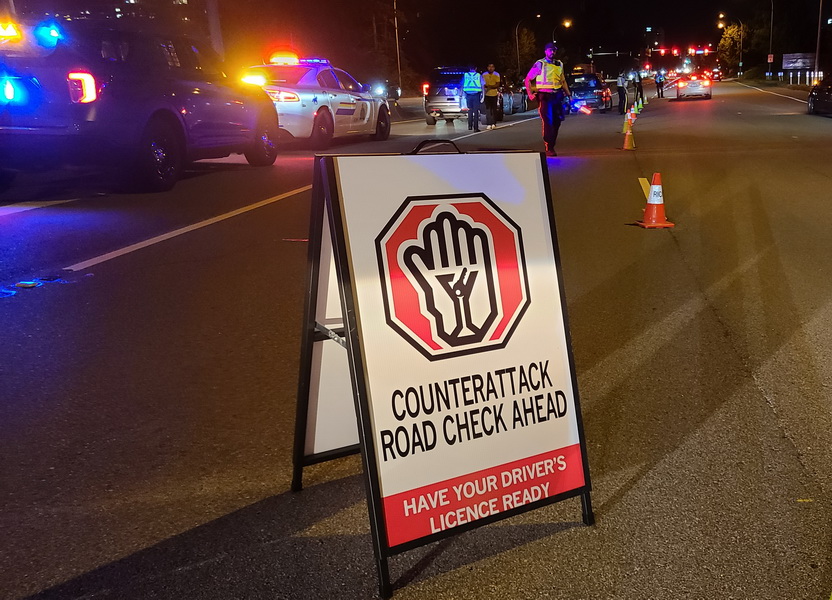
top-left (373, 107), bottom-right (391, 141)
top-left (130, 115), bottom-right (184, 193)
top-left (245, 110), bottom-right (279, 166)
top-left (426, 115), bottom-right (437, 125)
top-left (310, 111), bottom-right (334, 149)
top-left (808, 97), bottom-right (817, 114)
top-left (520, 96), bottom-right (527, 112)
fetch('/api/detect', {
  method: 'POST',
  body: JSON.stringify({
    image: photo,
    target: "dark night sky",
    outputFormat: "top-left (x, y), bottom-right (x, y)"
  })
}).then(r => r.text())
top-left (219, 0), bottom-right (783, 79)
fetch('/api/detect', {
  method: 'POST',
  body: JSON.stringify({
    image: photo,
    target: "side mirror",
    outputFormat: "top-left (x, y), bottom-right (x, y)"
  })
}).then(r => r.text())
top-left (362, 83), bottom-right (372, 93)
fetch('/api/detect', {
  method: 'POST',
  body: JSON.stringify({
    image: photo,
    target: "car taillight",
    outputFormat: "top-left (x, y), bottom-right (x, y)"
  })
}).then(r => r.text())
top-left (702, 79), bottom-right (711, 87)
top-left (67, 72), bottom-right (97, 103)
top-left (678, 81), bottom-right (687, 88)
top-left (422, 83), bottom-right (429, 96)
top-left (265, 89), bottom-right (299, 102)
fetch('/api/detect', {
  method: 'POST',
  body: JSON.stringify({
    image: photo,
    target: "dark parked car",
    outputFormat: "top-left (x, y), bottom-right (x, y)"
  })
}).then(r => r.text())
top-left (0, 17), bottom-right (279, 192)
top-left (808, 77), bottom-right (832, 115)
top-left (566, 73), bottom-right (612, 113)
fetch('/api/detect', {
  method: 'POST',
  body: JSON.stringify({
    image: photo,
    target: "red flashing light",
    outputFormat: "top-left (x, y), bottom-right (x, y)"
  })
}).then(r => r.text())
top-left (672, 48), bottom-right (679, 56)
top-left (269, 52), bottom-right (299, 65)
top-left (659, 49), bottom-right (666, 56)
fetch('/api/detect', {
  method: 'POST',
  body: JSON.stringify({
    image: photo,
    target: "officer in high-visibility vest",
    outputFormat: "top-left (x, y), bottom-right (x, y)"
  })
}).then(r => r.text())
top-left (524, 42), bottom-right (571, 157)
top-left (461, 65), bottom-right (484, 131)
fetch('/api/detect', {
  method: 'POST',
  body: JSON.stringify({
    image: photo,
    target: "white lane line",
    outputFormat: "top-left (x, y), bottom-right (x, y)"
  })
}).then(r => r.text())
top-left (64, 185), bottom-right (312, 272)
top-left (453, 116), bottom-right (540, 141)
top-left (735, 81), bottom-right (808, 104)
top-left (0, 198), bottom-right (80, 217)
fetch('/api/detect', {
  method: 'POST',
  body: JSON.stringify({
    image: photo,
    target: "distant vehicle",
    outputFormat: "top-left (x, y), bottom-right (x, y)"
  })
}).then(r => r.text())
top-left (675, 74), bottom-right (713, 100)
top-left (566, 73), bottom-right (613, 113)
top-left (0, 17), bottom-right (279, 192)
top-left (808, 77), bottom-right (832, 114)
top-left (423, 67), bottom-right (504, 125)
top-left (367, 79), bottom-right (401, 101)
top-left (705, 67), bottom-right (723, 81)
top-left (241, 53), bottom-right (391, 149)
top-left (501, 83), bottom-right (529, 114)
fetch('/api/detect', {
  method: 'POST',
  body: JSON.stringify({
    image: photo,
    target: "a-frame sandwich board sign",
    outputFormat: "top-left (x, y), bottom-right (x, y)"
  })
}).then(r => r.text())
top-left (294, 148), bottom-right (594, 599)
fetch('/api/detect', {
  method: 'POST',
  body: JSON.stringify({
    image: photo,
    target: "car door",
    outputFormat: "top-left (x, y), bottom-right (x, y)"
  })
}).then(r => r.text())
top-left (316, 68), bottom-right (353, 136)
top-left (334, 68), bottom-right (374, 133)
top-left (171, 38), bottom-right (249, 148)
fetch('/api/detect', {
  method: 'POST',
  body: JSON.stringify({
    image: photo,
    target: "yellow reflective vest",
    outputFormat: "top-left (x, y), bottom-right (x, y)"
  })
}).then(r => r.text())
top-left (534, 59), bottom-right (565, 92)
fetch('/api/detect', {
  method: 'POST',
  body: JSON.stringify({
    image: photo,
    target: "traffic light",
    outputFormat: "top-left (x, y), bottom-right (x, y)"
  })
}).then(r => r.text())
top-left (672, 48), bottom-right (679, 56)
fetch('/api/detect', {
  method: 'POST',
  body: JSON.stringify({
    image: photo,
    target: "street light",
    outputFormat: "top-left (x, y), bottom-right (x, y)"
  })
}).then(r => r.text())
top-left (515, 14), bottom-right (541, 73)
top-left (552, 19), bottom-right (571, 43)
top-left (393, 0), bottom-right (403, 93)
top-left (718, 12), bottom-right (744, 76)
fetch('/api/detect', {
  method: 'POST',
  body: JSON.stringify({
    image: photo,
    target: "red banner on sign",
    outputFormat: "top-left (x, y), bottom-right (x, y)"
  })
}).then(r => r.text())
top-left (382, 444), bottom-right (585, 547)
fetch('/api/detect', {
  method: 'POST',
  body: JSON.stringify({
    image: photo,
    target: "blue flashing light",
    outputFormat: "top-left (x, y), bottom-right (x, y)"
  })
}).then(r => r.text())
top-left (33, 21), bottom-right (63, 49)
top-left (299, 57), bottom-right (330, 65)
top-left (0, 77), bottom-right (27, 105)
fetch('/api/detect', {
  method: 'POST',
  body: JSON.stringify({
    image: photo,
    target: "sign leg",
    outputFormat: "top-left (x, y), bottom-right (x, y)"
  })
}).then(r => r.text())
top-left (581, 492), bottom-right (595, 526)
top-left (377, 556), bottom-right (392, 599)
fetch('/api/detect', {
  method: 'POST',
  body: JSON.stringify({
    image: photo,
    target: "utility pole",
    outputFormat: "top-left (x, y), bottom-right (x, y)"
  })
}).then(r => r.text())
top-left (205, 0), bottom-right (225, 58)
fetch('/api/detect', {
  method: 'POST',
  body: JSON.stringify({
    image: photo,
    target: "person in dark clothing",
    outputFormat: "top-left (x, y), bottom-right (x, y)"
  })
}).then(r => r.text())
top-left (616, 72), bottom-right (628, 114)
top-left (655, 71), bottom-right (665, 98)
top-left (633, 70), bottom-right (644, 103)
top-left (524, 42), bottom-right (571, 157)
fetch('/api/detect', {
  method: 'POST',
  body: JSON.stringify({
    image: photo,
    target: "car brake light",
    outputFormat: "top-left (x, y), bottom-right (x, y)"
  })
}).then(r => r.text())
top-left (678, 81), bottom-right (687, 88)
top-left (702, 79), bottom-right (711, 87)
top-left (422, 83), bottom-right (430, 96)
top-left (266, 89), bottom-right (299, 102)
top-left (0, 22), bottom-right (22, 43)
top-left (67, 72), bottom-right (97, 103)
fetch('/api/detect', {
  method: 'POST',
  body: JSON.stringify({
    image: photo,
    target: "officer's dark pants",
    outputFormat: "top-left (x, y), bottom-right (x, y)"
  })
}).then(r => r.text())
top-left (656, 82), bottom-right (664, 98)
top-left (484, 95), bottom-right (498, 125)
top-left (636, 83), bottom-right (644, 103)
top-left (618, 88), bottom-right (627, 114)
top-left (465, 93), bottom-right (481, 130)
top-left (537, 91), bottom-right (565, 152)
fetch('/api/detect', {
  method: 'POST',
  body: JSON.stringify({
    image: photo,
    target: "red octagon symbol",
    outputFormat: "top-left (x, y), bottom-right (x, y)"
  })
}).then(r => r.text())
top-left (375, 193), bottom-right (531, 361)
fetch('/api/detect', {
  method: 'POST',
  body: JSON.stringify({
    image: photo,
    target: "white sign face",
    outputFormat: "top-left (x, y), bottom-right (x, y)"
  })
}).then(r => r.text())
top-left (332, 153), bottom-right (586, 547)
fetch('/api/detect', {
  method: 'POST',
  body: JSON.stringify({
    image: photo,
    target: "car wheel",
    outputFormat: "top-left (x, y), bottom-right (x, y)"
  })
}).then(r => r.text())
top-left (808, 97), bottom-right (817, 114)
top-left (310, 110), bottom-right (334, 149)
top-left (245, 110), bottom-right (279, 166)
top-left (373, 107), bottom-right (391, 141)
top-left (426, 115), bottom-right (437, 125)
top-left (520, 96), bottom-right (527, 112)
top-left (130, 115), bottom-right (184, 193)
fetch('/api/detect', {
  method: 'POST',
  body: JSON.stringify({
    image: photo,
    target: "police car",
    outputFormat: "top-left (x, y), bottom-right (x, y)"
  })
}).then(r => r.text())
top-left (242, 53), bottom-right (391, 149)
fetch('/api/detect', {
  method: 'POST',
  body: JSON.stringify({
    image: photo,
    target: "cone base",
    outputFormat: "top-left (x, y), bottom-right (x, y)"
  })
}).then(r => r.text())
top-left (636, 220), bottom-right (675, 228)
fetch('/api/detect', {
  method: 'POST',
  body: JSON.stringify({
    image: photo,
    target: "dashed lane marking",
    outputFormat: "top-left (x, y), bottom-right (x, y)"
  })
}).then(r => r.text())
top-left (64, 185), bottom-right (312, 272)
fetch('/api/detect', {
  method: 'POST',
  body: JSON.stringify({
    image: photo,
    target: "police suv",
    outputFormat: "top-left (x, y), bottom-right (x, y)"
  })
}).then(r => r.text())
top-left (0, 17), bottom-right (279, 192)
top-left (241, 53), bottom-right (391, 149)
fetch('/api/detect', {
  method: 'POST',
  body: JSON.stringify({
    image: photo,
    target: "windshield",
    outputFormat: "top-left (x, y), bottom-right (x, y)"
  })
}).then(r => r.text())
top-left (252, 65), bottom-right (312, 85)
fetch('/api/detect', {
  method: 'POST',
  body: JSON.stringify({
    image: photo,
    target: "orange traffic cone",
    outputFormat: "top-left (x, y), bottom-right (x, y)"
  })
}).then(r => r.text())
top-left (622, 124), bottom-right (636, 150)
top-left (628, 107), bottom-right (637, 124)
top-left (636, 173), bottom-right (674, 228)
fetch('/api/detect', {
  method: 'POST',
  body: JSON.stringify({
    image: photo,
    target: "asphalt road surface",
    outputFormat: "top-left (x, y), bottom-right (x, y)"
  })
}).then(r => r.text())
top-left (1, 82), bottom-right (831, 600)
